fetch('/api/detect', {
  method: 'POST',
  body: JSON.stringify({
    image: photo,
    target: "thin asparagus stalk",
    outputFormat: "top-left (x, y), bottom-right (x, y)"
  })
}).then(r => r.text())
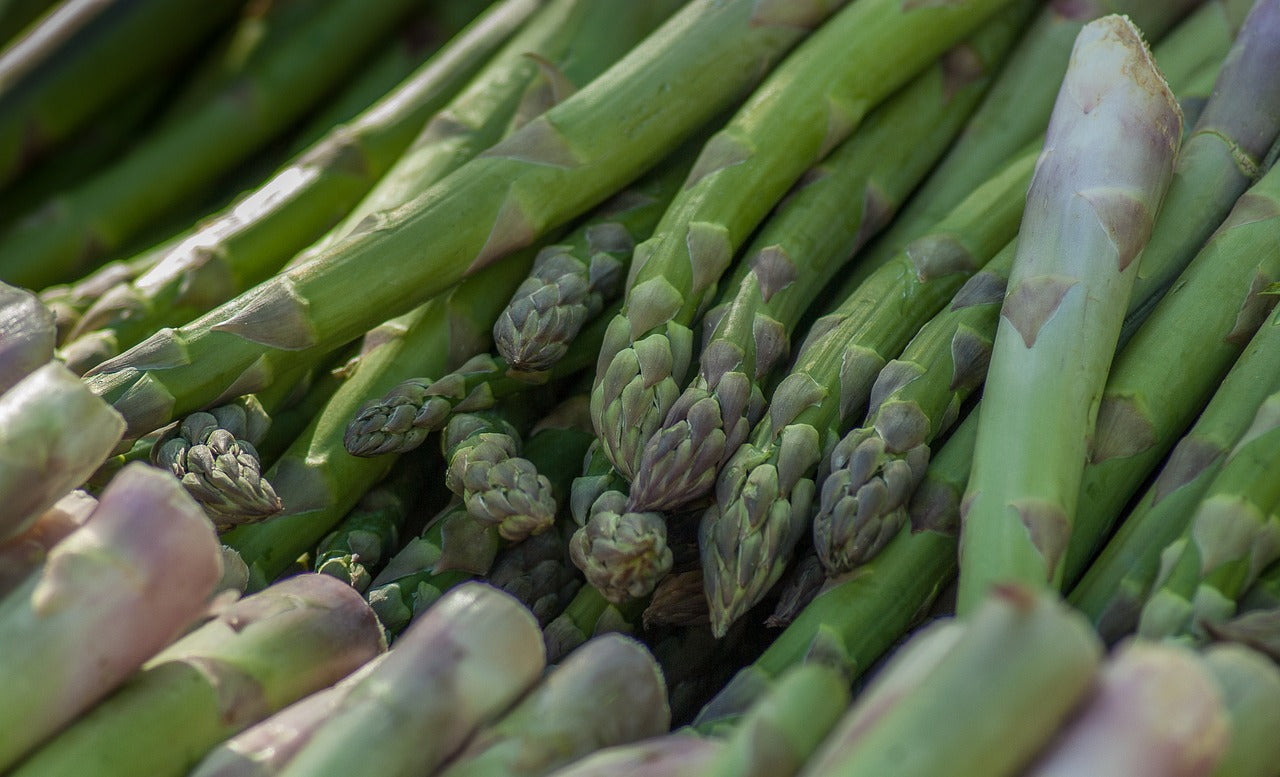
top-left (541, 736), bottom-right (724, 777)
top-left (0, 0), bottom-right (243, 188)
top-left (0, 281), bottom-right (53, 393)
top-left (700, 142), bottom-right (1034, 636)
top-left (435, 634), bottom-right (669, 777)
top-left (10, 574), bottom-right (385, 777)
top-left (1204, 644), bottom-right (1280, 777)
top-left (0, 464), bottom-right (222, 771)
top-left (1022, 641), bottom-right (1230, 777)
top-left (0, 362), bottom-right (124, 540)
top-left (590, 0), bottom-right (1019, 480)
top-left (798, 586), bottom-right (1101, 777)
top-left (0, 489), bottom-right (95, 599)
top-left (56, 0), bottom-right (537, 373)
top-left (626, 7), bottom-right (1034, 512)
top-left (275, 583), bottom-right (544, 777)
top-left (85, 0), bottom-right (863, 439)
top-left (542, 583), bottom-right (644, 663)
top-left (956, 17), bottom-right (1182, 613)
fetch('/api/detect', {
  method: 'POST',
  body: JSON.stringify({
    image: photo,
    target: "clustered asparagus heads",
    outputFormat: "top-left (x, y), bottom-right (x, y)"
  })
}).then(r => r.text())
top-left (1072, 307), bottom-right (1280, 643)
top-left (590, 0), bottom-right (1020, 480)
top-left (87, 0), bottom-right (864, 442)
top-left (956, 17), bottom-right (1183, 613)
top-left (624, 9), bottom-right (1035, 515)
top-left (272, 584), bottom-right (542, 777)
top-left (0, 465), bottom-right (222, 771)
top-left (435, 634), bottom-right (669, 777)
top-left (10, 573), bottom-right (384, 777)
top-left (698, 134), bottom-right (1033, 637)
top-left (0, 283), bottom-right (54, 394)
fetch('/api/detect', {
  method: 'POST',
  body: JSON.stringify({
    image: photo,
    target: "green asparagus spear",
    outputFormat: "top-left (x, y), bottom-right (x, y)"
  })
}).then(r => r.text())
top-left (570, 490), bottom-right (673, 604)
top-left (626, 8), bottom-right (1033, 512)
top-left (1204, 644), bottom-right (1280, 777)
top-left (541, 735), bottom-right (724, 777)
top-left (700, 141), bottom-right (1034, 636)
top-left (435, 634), bottom-right (669, 777)
top-left (56, 0), bottom-right (537, 373)
top-left (86, 0), bottom-right (863, 439)
top-left (489, 524), bottom-right (581, 626)
top-left (0, 281), bottom-right (53, 393)
top-left (956, 17), bottom-right (1182, 613)
top-left (275, 583), bottom-right (544, 777)
top-left (0, 0), bottom-right (242, 188)
top-left (9, 573), bottom-right (385, 777)
top-left (0, 464), bottom-right (222, 771)
top-left (590, 0), bottom-right (1019, 480)
top-left (542, 583), bottom-right (644, 663)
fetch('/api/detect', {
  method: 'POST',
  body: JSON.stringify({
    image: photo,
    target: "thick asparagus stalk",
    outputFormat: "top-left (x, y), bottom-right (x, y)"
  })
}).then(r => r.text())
top-left (86, 0), bottom-right (861, 439)
top-left (956, 17), bottom-right (1182, 612)
top-left (626, 8), bottom-right (1033, 512)
top-left (590, 0), bottom-right (1019, 480)
top-left (10, 574), bottom-right (385, 777)
top-left (435, 634), bottom-right (669, 777)
top-left (0, 362), bottom-right (124, 540)
top-left (0, 0), bottom-right (242, 188)
top-left (700, 141), bottom-right (1033, 636)
top-left (275, 583), bottom-right (544, 777)
top-left (0, 281), bottom-right (54, 393)
top-left (0, 489), bottom-right (95, 599)
top-left (1204, 644), bottom-right (1280, 777)
top-left (798, 586), bottom-right (1101, 777)
top-left (0, 464), bottom-right (222, 771)
top-left (541, 736), bottom-right (724, 777)
top-left (1020, 641), bottom-right (1230, 777)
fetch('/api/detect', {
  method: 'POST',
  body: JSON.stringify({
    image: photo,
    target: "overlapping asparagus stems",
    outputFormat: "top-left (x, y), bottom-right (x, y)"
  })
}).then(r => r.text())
top-left (698, 137), bottom-right (1033, 636)
top-left (0, 0), bottom-right (424, 291)
top-left (590, 0), bottom-right (1017, 481)
top-left (0, 0), bottom-right (243, 188)
top-left (9, 574), bottom-right (384, 777)
top-left (0, 465), bottom-right (222, 771)
top-left (541, 736), bottom-right (724, 777)
top-left (625, 8), bottom-right (1033, 513)
top-left (85, 0), bottom-right (860, 440)
top-left (955, 16), bottom-right (1183, 612)
top-left (543, 583), bottom-right (644, 663)
top-left (0, 490), bottom-right (96, 599)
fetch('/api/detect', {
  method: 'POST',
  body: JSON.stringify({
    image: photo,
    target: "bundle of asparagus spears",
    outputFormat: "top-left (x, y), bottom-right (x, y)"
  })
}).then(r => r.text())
top-left (3, 0), bottom-right (1280, 774)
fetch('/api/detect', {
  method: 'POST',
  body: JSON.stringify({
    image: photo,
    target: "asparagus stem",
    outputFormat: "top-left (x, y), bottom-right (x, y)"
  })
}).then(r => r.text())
top-left (1204, 644), bottom-right (1280, 777)
top-left (542, 583), bottom-right (644, 663)
top-left (0, 281), bottom-right (54, 394)
top-left (540, 735), bottom-right (724, 777)
top-left (0, 489), bottom-right (96, 599)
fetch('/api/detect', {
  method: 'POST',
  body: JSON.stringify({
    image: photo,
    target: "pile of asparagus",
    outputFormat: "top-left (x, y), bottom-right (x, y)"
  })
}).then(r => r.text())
top-left (3, 0), bottom-right (1280, 774)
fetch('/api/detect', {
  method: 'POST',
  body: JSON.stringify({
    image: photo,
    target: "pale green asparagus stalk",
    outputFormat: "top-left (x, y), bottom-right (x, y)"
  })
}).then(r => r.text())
top-left (1204, 644), bottom-right (1280, 777)
top-left (9, 573), bottom-right (384, 777)
top-left (0, 362), bottom-right (124, 540)
top-left (435, 634), bottom-right (669, 777)
top-left (0, 490), bottom-right (95, 599)
top-left (0, 282), bottom-right (53, 393)
top-left (956, 17), bottom-right (1183, 613)
top-left (541, 736), bottom-right (724, 777)
top-left (275, 583), bottom-right (545, 777)
top-left (1020, 641), bottom-right (1230, 777)
top-left (86, 0), bottom-right (862, 439)
top-left (542, 583), bottom-right (644, 663)
top-left (0, 465), bottom-right (222, 771)
top-left (626, 7), bottom-right (1034, 512)
top-left (590, 0), bottom-right (1018, 480)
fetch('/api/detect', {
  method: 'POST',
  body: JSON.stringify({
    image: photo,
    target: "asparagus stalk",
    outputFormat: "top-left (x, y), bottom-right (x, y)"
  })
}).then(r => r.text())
top-left (700, 140), bottom-right (1034, 636)
top-left (0, 0), bottom-right (56, 50)
top-left (0, 362), bottom-right (124, 540)
top-left (626, 8), bottom-right (1033, 512)
top-left (86, 0), bottom-right (862, 439)
top-left (0, 489), bottom-right (95, 599)
top-left (0, 281), bottom-right (54, 393)
top-left (798, 586), bottom-right (1101, 777)
top-left (542, 583), bottom-right (644, 663)
top-left (489, 523), bottom-right (582, 626)
top-left (275, 583), bottom-right (544, 777)
top-left (1073, 306), bottom-right (1280, 641)
top-left (1024, 642), bottom-right (1229, 777)
top-left (10, 574), bottom-right (385, 777)
top-left (590, 0), bottom-right (1019, 480)
top-left (541, 736), bottom-right (724, 777)
top-left (0, 0), bottom-right (243, 188)
top-left (956, 17), bottom-right (1182, 612)
top-left (435, 634), bottom-right (669, 777)
top-left (56, 0), bottom-right (537, 373)
top-left (1204, 644), bottom-right (1280, 777)
top-left (0, 464), bottom-right (222, 771)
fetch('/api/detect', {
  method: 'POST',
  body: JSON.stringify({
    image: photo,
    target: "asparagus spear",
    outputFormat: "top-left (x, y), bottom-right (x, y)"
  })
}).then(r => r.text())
top-left (0, 489), bottom-right (95, 599)
top-left (0, 464), bottom-right (222, 771)
top-left (275, 583), bottom-right (544, 777)
top-left (1204, 644), bottom-right (1280, 777)
top-left (489, 523), bottom-right (582, 627)
top-left (542, 583), bottom-right (644, 663)
top-left (0, 281), bottom-right (53, 393)
top-left (541, 736), bottom-right (724, 777)
top-left (10, 574), bottom-right (385, 777)
top-left (56, 0), bottom-right (537, 374)
top-left (590, 0), bottom-right (1019, 480)
top-left (435, 634), bottom-right (669, 777)
top-left (700, 140), bottom-right (1034, 636)
top-left (86, 0), bottom-right (862, 439)
top-left (1020, 641), bottom-right (1229, 777)
top-left (626, 8), bottom-right (1034, 512)
top-left (644, 568), bottom-right (710, 629)
top-left (0, 0), bottom-right (243, 188)
top-left (570, 490), bottom-right (673, 604)
top-left (798, 586), bottom-right (1101, 777)
top-left (956, 17), bottom-right (1182, 612)
top-left (0, 362), bottom-right (124, 540)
